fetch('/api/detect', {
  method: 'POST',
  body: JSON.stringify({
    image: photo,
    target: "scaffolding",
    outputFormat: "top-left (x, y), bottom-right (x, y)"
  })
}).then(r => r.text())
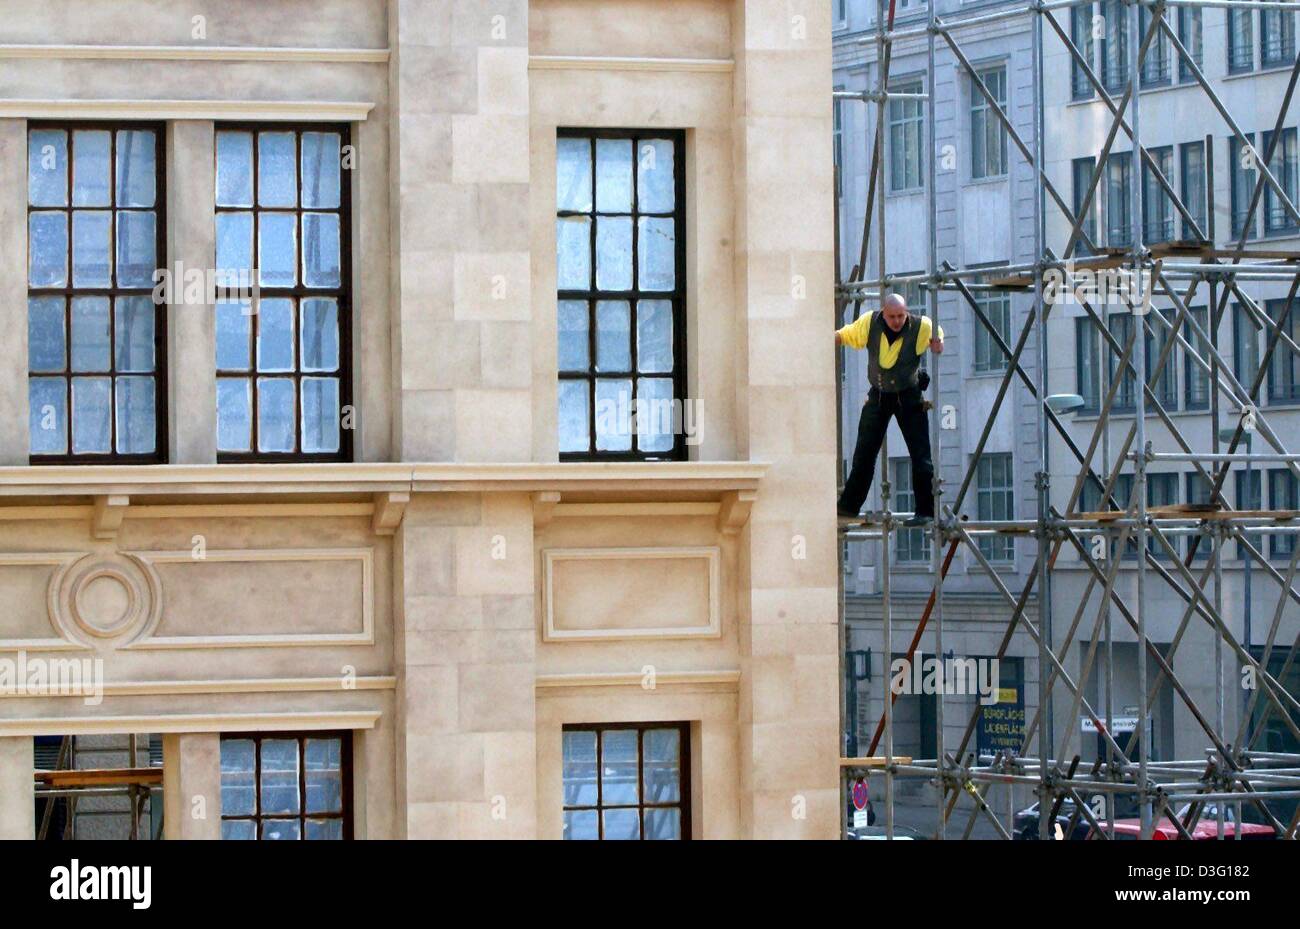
top-left (835, 0), bottom-right (1300, 839)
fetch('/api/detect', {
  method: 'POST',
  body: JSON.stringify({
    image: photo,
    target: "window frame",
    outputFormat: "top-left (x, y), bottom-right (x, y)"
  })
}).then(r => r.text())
top-left (1105, 151), bottom-right (1133, 249)
top-left (1177, 6), bottom-right (1204, 84)
top-left (1183, 304), bottom-right (1211, 411)
top-left (1142, 146), bottom-right (1175, 245)
top-left (1071, 2), bottom-right (1097, 101)
top-left (1229, 8), bottom-right (1256, 74)
top-left (970, 64), bottom-right (1008, 181)
top-left (1262, 127), bottom-right (1299, 237)
top-left (27, 120), bottom-right (169, 465)
top-left (1077, 316), bottom-right (1100, 414)
top-left (888, 79), bottom-right (925, 194)
top-left (974, 452), bottom-right (1015, 564)
top-left (213, 121), bottom-right (355, 464)
top-left (1261, 6), bottom-right (1296, 69)
top-left (1266, 297), bottom-right (1300, 404)
top-left (892, 456), bottom-right (931, 564)
top-left (1269, 468), bottom-right (1298, 559)
top-left (219, 730), bottom-right (353, 840)
top-left (1072, 155), bottom-right (1100, 257)
top-left (972, 288), bottom-right (1011, 374)
top-left (556, 128), bottom-right (688, 462)
top-left (1179, 140), bottom-right (1207, 241)
top-left (1230, 133), bottom-right (1259, 241)
top-left (561, 722), bottom-right (692, 841)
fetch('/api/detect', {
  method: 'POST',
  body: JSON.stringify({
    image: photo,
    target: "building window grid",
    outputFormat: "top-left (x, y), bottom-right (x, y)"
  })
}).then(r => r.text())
top-left (1234, 302), bottom-right (1263, 393)
top-left (1185, 472), bottom-right (1218, 560)
top-left (975, 453), bottom-right (1015, 564)
top-left (1231, 133), bottom-right (1259, 241)
top-left (1072, 155), bottom-right (1099, 256)
top-left (219, 731), bottom-right (351, 840)
top-left (1270, 469), bottom-right (1298, 558)
top-left (1101, 0), bottom-right (1130, 93)
top-left (1077, 316), bottom-right (1100, 413)
top-left (1230, 9), bottom-right (1255, 74)
top-left (213, 124), bottom-right (352, 463)
top-left (893, 457), bottom-right (931, 563)
top-left (1184, 305), bottom-right (1211, 410)
top-left (1263, 127), bottom-right (1299, 237)
top-left (1179, 141), bottom-right (1207, 241)
top-left (973, 290), bottom-right (1011, 374)
top-left (1145, 308), bottom-right (1178, 410)
top-left (1106, 151), bottom-right (1133, 249)
top-left (556, 129), bottom-right (687, 461)
top-left (971, 65), bottom-right (1008, 180)
top-left (1261, 7), bottom-right (1296, 68)
top-left (1143, 146), bottom-right (1175, 244)
top-left (561, 723), bottom-right (690, 841)
top-left (1146, 472), bottom-right (1179, 558)
top-left (26, 122), bottom-right (167, 464)
top-left (1267, 298), bottom-right (1300, 404)
top-left (1177, 6), bottom-right (1204, 83)
top-left (1237, 469), bottom-right (1263, 560)
top-left (1108, 313), bottom-right (1137, 412)
top-left (1140, 5), bottom-right (1172, 86)
top-left (1071, 2), bottom-right (1096, 100)
top-left (889, 81), bottom-right (925, 193)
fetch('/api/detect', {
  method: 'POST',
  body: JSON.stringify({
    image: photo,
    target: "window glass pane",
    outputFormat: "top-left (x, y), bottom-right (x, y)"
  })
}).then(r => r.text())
top-left (562, 730), bottom-right (598, 806)
top-left (595, 138), bottom-right (633, 213)
top-left (259, 739), bottom-right (300, 816)
top-left (301, 132), bottom-right (342, 209)
top-left (302, 213), bottom-right (341, 288)
top-left (602, 808), bottom-right (641, 840)
top-left (595, 379), bottom-right (633, 452)
top-left (217, 377), bottom-right (252, 451)
top-left (261, 820), bottom-right (301, 840)
top-left (115, 296), bottom-right (155, 372)
top-left (644, 807), bottom-right (681, 840)
top-left (72, 211), bottom-right (112, 287)
top-left (29, 377), bottom-right (67, 454)
top-left (115, 375), bottom-right (155, 454)
top-left (595, 300), bottom-right (631, 372)
top-left (71, 130), bottom-right (111, 207)
top-left (300, 298), bottom-right (340, 372)
top-left (563, 809), bottom-right (599, 840)
top-left (596, 216), bottom-right (633, 290)
top-left (304, 738), bottom-right (343, 815)
top-left (257, 298), bottom-right (295, 372)
top-left (115, 130), bottom-right (156, 208)
top-left (636, 300), bottom-right (673, 373)
top-left (28, 129), bottom-right (68, 207)
top-left (257, 377), bottom-right (296, 453)
top-left (556, 137), bottom-right (593, 212)
top-left (220, 739), bottom-right (256, 816)
top-left (637, 217), bottom-right (675, 291)
top-left (558, 380), bottom-right (591, 453)
top-left (216, 131), bottom-right (254, 207)
top-left (258, 132), bottom-right (297, 208)
top-left (216, 212), bottom-right (254, 279)
top-left (115, 211), bottom-right (156, 287)
top-left (222, 820), bottom-right (256, 840)
top-left (305, 819), bottom-right (343, 840)
top-left (71, 376), bottom-right (111, 453)
top-left (556, 217), bottom-right (591, 289)
top-left (70, 296), bottom-right (111, 372)
top-left (28, 297), bottom-right (66, 373)
top-left (558, 300), bottom-right (590, 372)
top-left (216, 301), bottom-right (253, 371)
top-left (259, 212), bottom-right (298, 287)
top-left (637, 377), bottom-right (675, 453)
top-left (637, 139), bottom-right (676, 212)
top-left (28, 212), bottom-right (68, 288)
top-left (301, 377), bottom-right (340, 454)
top-left (643, 728), bottom-right (681, 804)
top-left (600, 729), bottom-right (640, 805)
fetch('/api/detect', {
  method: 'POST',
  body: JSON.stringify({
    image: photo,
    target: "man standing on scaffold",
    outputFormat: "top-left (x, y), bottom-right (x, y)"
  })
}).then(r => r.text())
top-left (835, 292), bottom-right (944, 527)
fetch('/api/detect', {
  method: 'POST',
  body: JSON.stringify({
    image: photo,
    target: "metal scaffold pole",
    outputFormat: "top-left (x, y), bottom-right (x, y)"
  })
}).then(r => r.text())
top-left (835, 0), bottom-right (1300, 840)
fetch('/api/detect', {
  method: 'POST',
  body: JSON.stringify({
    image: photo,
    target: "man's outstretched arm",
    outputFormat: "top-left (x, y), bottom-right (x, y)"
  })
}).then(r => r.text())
top-left (836, 312), bottom-right (872, 350)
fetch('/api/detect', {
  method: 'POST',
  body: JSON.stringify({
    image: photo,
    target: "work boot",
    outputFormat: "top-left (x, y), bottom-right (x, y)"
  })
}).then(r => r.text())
top-left (902, 515), bottom-right (933, 528)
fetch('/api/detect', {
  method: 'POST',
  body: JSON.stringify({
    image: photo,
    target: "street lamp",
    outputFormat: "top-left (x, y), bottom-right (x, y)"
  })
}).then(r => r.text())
top-left (1045, 394), bottom-right (1086, 415)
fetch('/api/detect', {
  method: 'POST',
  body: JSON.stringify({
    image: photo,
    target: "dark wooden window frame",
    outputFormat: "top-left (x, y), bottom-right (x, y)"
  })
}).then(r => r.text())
top-left (561, 722), bottom-right (691, 840)
top-left (557, 127), bottom-right (688, 462)
top-left (27, 121), bottom-right (168, 465)
top-left (220, 730), bottom-right (353, 840)
top-left (214, 122), bottom-right (354, 463)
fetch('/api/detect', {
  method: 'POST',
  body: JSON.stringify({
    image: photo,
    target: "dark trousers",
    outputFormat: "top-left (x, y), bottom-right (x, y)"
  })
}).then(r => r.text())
top-left (839, 386), bottom-right (934, 517)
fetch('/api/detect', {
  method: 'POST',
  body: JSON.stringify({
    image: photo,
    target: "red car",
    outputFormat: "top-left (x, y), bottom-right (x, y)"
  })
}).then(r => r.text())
top-left (1089, 804), bottom-right (1277, 840)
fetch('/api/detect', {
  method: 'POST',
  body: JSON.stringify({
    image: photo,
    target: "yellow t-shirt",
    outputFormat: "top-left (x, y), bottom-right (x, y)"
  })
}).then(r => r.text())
top-left (837, 312), bottom-right (944, 369)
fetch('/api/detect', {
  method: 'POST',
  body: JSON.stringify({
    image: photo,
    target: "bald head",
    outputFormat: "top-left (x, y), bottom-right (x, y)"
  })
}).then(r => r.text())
top-left (881, 292), bottom-right (909, 331)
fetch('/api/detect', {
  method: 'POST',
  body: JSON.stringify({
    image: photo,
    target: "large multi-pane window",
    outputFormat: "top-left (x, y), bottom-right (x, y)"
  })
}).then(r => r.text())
top-left (971, 65), bottom-right (1008, 180)
top-left (1071, 2), bottom-right (1096, 100)
top-left (1106, 152), bottom-right (1133, 248)
top-left (556, 130), bottom-right (684, 459)
top-left (973, 290), bottom-right (1011, 374)
top-left (1179, 141), bottom-right (1207, 240)
top-left (1185, 472), bottom-right (1217, 560)
top-left (1142, 147), bottom-right (1174, 244)
top-left (1077, 317), bottom-right (1100, 413)
top-left (889, 81), bottom-right (925, 192)
top-left (1229, 9), bottom-right (1255, 74)
top-left (1270, 469), bottom-right (1298, 558)
top-left (1231, 133), bottom-right (1259, 240)
top-left (1145, 308), bottom-right (1177, 409)
top-left (1177, 6), bottom-right (1204, 83)
top-left (1234, 302), bottom-right (1263, 391)
top-left (1101, 0), bottom-right (1130, 93)
top-left (1146, 472), bottom-right (1179, 557)
top-left (1261, 6), bottom-right (1296, 68)
top-left (1072, 156), bottom-right (1099, 255)
top-left (1236, 469), bottom-right (1263, 560)
top-left (27, 124), bottom-right (165, 462)
top-left (562, 723), bottom-right (689, 840)
top-left (220, 732), bottom-right (350, 840)
top-left (892, 458), bottom-right (930, 563)
top-left (1139, 5), bottom-right (1171, 86)
top-left (1108, 313), bottom-right (1136, 412)
top-left (1267, 298), bottom-right (1300, 404)
top-left (1263, 127), bottom-right (1299, 236)
top-left (975, 453), bottom-right (1015, 563)
top-left (214, 125), bottom-right (350, 461)
top-left (1184, 305), bottom-right (1211, 410)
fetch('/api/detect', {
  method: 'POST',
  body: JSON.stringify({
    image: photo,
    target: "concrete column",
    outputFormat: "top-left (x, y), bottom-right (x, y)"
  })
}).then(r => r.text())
top-left (162, 733), bottom-right (221, 839)
top-left (388, 0), bottom-right (533, 462)
top-left (395, 492), bottom-right (537, 838)
top-left (732, 0), bottom-right (840, 838)
top-left (0, 736), bottom-right (34, 839)
top-left (0, 120), bottom-right (30, 465)
top-left (166, 121), bottom-right (217, 464)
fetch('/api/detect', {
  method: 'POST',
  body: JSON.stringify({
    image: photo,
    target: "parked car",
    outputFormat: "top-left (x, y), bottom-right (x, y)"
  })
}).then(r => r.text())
top-left (1012, 799), bottom-right (1093, 840)
top-left (845, 824), bottom-right (928, 840)
top-left (1088, 804), bottom-right (1278, 840)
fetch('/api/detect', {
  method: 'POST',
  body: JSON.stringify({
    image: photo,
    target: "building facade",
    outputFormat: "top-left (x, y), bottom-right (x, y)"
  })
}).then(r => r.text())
top-left (0, 0), bottom-right (839, 840)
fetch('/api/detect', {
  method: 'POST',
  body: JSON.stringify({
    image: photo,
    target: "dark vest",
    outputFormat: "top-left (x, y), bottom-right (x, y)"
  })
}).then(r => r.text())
top-left (867, 313), bottom-right (924, 392)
